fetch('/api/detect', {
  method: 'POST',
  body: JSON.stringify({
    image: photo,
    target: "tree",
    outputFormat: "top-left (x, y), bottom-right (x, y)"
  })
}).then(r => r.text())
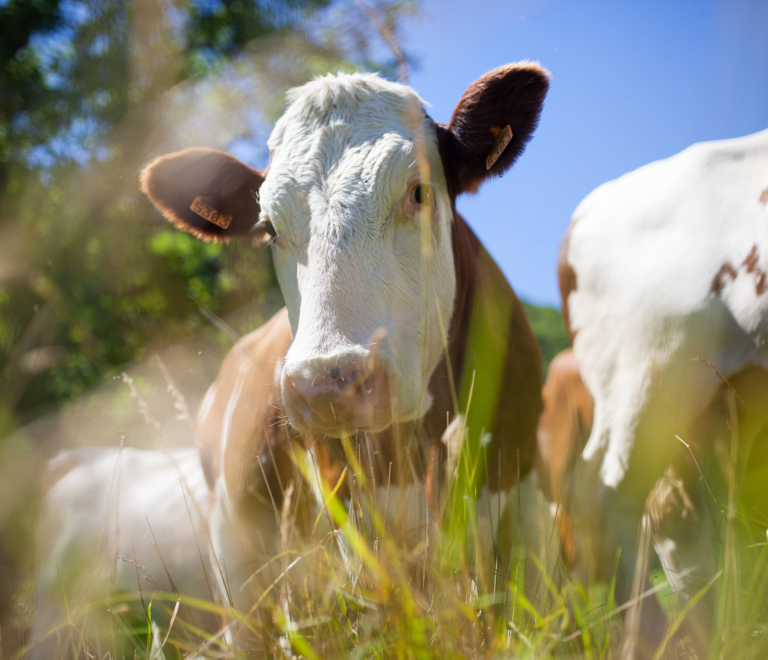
top-left (0, 0), bottom-right (415, 434)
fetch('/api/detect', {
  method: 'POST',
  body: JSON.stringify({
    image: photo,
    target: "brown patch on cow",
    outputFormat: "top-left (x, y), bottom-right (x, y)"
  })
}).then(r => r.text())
top-left (743, 245), bottom-right (759, 273)
top-left (711, 248), bottom-right (768, 296)
top-left (742, 245), bottom-right (767, 295)
top-left (140, 148), bottom-right (269, 244)
top-left (194, 308), bottom-right (294, 504)
top-left (756, 271), bottom-right (767, 295)
top-left (441, 212), bottom-right (543, 491)
top-left (536, 348), bottom-right (593, 564)
top-left (558, 220), bottom-right (578, 342)
top-left (759, 186), bottom-right (768, 206)
top-left (437, 62), bottom-right (550, 197)
top-left (711, 262), bottom-right (738, 294)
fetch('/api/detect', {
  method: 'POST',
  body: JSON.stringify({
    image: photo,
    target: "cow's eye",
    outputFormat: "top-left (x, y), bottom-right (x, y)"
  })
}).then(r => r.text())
top-left (403, 181), bottom-right (433, 220)
top-left (410, 184), bottom-right (427, 205)
top-left (256, 219), bottom-right (278, 245)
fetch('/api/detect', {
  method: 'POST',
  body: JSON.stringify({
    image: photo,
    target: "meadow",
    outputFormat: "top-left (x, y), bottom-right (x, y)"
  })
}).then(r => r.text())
top-left (3, 1), bottom-right (768, 658)
top-left (14, 367), bottom-right (768, 659)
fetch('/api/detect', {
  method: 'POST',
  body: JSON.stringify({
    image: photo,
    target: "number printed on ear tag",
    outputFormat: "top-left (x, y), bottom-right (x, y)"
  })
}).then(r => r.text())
top-left (485, 125), bottom-right (513, 171)
top-left (190, 196), bottom-right (232, 229)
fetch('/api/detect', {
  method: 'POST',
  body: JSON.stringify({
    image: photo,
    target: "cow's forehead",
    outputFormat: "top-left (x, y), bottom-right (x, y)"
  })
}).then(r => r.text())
top-left (261, 73), bottom-right (442, 235)
top-left (268, 72), bottom-right (428, 153)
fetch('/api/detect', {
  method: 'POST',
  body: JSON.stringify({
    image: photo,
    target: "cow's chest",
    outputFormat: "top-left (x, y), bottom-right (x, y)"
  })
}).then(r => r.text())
top-left (300, 437), bottom-right (435, 548)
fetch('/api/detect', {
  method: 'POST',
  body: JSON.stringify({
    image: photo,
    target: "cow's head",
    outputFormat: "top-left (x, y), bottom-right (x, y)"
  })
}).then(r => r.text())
top-left (141, 63), bottom-right (549, 437)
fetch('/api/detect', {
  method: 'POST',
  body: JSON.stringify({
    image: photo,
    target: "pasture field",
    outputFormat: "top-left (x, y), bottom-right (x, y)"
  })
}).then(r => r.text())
top-left (3, 1), bottom-right (767, 658)
top-left (11, 367), bottom-right (768, 660)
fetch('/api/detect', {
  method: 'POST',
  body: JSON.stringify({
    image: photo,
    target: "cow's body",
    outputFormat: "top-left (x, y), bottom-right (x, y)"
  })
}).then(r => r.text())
top-left (142, 65), bottom-right (552, 646)
top-left (30, 447), bottom-right (214, 659)
top-left (197, 213), bottom-right (546, 616)
top-left (560, 128), bottom-right (768, 652)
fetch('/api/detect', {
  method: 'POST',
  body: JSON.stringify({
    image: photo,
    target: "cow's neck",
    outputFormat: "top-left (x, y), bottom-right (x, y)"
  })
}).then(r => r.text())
top-left (421, 209), bottom-right (482, 428)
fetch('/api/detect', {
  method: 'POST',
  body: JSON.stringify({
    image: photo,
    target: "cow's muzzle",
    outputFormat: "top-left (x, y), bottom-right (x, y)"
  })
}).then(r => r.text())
top-left (282, 353), bottom-right (391, 435)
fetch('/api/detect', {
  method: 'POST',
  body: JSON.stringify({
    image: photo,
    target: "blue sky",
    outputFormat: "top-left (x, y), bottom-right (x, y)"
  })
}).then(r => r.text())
top-left (400, 0), bottom-right (768, 305)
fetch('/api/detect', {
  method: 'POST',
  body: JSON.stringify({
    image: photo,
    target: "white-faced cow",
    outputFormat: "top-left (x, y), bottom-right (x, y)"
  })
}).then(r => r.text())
top-left (560, 128), bottom-right (768, 654)
top-left (30, 447), bottom-right (213, 659)
top-left (141, 65), bottom-right (551, 646)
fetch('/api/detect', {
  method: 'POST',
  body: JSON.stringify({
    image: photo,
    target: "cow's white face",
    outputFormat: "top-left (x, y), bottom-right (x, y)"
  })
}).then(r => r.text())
top-left (140, 63), bottom-right (550, 438)
top-left (259, 74), bottom-right (456, 435)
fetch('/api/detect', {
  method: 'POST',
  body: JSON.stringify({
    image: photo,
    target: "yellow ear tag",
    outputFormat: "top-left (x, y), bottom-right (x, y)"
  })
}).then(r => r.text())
top-left (485, 125), bottom-right (513, 171)
top-left (190, 196), bottom-right (232, 229)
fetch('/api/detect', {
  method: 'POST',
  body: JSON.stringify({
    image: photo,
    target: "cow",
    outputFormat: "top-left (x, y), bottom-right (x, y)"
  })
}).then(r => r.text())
top-left (537, 347), bottom-right (725, 654)
top-left (29, 446), bottom-right (214, 659)
top-left (140, 64), bottom-right (552, 649)
top-left (559, 128), bottom-right (768, 656)
top-left (536, 348), bottom-right (593, 565)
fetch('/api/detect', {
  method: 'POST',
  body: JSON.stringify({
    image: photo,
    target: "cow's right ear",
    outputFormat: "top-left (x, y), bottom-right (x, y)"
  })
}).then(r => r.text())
top-left (140, 148), bottom-right (268, 243)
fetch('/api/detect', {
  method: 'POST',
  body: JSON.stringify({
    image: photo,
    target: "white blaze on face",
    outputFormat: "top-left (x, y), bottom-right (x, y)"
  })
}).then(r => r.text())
top-left (258, 73), bottom-right (456, 432)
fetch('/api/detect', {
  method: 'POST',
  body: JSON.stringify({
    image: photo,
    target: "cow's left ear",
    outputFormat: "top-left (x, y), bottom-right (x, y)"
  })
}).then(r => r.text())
top-left (140, 147), bottom-right (269, 244)
top-left (438, 62), bottom-right (550, 196)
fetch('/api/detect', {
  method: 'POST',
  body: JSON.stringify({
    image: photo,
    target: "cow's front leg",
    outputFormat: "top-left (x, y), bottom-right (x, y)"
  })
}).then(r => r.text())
top-left (648, 371), bottom-right (768, 657)
top-left (441, 415), bottom-right (557, 599)
top-left (571, 412), bottom-right (678, 659)
top-left (211, 460), bottom-right (313, 657)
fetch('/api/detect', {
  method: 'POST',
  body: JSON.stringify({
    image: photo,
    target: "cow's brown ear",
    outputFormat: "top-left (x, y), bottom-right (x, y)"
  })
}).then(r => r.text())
top-left (140, 148), bottom-right (268, 243)
top-left (439, 62), bottom-right (550, 196)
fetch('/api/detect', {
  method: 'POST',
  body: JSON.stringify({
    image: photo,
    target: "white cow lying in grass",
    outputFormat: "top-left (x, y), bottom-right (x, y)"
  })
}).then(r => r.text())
top-left (30, 446), bottom-right (215, 659)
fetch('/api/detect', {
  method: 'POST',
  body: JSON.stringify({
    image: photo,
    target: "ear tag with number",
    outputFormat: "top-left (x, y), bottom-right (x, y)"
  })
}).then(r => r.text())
top-left (485, 125), bottom-right (513, 171)
top-left (190, 196), bottom-right (232, 229)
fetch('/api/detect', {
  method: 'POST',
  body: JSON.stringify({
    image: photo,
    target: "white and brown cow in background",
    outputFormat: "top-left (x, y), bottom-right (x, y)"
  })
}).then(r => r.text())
top-left (559, 128), bottom-right (768, 656)
top-left (141, 64), bottom-right (551, 647)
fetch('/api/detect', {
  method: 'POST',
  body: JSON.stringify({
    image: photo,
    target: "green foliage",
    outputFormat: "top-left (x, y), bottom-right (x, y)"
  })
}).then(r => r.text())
top-left (0, 0), bottom-right (416, 435)
top-left (522, 301), bottom-right (570, 376)
top-left (0, 0), bottom-right (64, 184)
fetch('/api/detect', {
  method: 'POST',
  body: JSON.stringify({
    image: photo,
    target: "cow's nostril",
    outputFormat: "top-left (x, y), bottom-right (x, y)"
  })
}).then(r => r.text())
top-left (283, 357), bottom-right (390, 433)
top-left (357, 374), bottom-right (376, 399)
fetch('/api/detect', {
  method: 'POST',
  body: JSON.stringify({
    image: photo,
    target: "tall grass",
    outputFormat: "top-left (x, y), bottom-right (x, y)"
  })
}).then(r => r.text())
top-left (18, 401), bottom-right (768, 660)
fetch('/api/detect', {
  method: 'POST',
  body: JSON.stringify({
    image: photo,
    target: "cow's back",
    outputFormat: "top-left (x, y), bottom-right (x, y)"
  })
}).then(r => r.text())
top-left (31, 446), bottom-right (213, 659)
top-left (37, 446), bottom-right (210, 592)
top-left (562, 129), bottom-right (768, 428)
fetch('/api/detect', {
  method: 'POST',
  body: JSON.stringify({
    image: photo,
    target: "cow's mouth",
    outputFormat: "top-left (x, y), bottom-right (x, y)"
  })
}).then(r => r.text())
top-left (282, 359), bottom-right (394, 437)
